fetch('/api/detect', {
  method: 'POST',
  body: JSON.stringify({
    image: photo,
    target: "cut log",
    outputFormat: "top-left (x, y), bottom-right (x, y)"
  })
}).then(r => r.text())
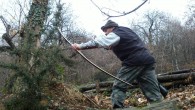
top-left (79, 81), bottom-right (139, 93)
top-left (79, 81), bottom-right (114, 93)
top-left (157, 72), bottom-right (195, 82)
top-left (158, 68), bottom-right (195, 76)
top-left (83, 80), bottom-right (194, 94)
top-left (161, 79), bottom-right (195, 89)
top-left (79, 73), bottom-right (195, 93)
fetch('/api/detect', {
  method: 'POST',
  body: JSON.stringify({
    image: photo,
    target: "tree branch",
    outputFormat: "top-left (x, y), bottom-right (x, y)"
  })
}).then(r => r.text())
top-left (0, 15), bottom-right (16, 50)
top-left (2, 33), bottom-right (16, 50)
top-left (90, 0), bottom-right (148, 18)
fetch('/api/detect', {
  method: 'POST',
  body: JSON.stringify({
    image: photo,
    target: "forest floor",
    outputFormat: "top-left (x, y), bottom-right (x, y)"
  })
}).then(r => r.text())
top-left (80, 84), bottom-right (195, 110)
top-left (0, 83), bottom-right (195, 110)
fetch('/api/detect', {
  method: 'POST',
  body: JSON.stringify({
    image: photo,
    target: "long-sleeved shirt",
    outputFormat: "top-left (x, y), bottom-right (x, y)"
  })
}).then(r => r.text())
top-left (78, 32), bottom-right (120, 49)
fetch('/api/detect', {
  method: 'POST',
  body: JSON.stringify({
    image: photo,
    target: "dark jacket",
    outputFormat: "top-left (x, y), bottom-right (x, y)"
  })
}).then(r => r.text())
top-left (112, 26), bottom-right (155, 66)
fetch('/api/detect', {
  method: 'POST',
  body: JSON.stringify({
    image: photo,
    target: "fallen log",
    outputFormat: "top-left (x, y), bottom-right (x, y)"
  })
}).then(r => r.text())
top-left (79, 81), bottom-right (114, 93)
top-left (157, 72), bottom-right (195, 82)
top-left (82, 79), bottom-right (194, 94)
top-left (83, 85), bottom-right (139, 94)
top-left (79, 81), bottom-right (138, 93)
top-left (162, 79), bottom-right (195, 89)
top-left (79, 73), bottom-right (195, 93)
top-left (158, 68), bottom-right (195, 76)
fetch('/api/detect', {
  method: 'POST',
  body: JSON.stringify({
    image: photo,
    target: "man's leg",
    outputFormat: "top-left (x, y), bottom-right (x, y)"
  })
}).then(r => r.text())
top-left (137, 64), bottom-right (163, 103)
top-left (111, 66), bottom-right (145, 108)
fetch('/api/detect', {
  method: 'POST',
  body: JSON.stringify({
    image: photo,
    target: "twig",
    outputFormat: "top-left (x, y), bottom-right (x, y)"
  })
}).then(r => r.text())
top-left (82, 94), bottom-right (101, 108)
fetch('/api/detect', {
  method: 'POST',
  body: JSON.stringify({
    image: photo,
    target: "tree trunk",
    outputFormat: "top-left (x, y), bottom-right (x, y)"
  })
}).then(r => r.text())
top-left (21, 0), bottom-right (48, 67)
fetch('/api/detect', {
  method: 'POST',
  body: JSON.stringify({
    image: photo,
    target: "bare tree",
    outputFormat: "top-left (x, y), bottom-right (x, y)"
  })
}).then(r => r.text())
top-left (132, 11), bottom-right (167, 52)
top-left (185, 0), bottom-right (195, 28)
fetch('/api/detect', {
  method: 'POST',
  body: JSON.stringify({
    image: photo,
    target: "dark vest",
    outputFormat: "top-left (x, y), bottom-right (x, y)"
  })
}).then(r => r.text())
top-left (112, 26), bottom-right (155, 66)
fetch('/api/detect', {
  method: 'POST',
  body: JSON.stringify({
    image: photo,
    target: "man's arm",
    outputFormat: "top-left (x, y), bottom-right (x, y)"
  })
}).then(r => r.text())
top-left (72, 40), bottom-right (98, 50)
top-left (72, 32), bottom-right (120, 50)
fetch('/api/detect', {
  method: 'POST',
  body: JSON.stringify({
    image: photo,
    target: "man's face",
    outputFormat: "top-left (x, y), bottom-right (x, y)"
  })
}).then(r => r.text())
top-left (104, 27), bottom-right (113, 35)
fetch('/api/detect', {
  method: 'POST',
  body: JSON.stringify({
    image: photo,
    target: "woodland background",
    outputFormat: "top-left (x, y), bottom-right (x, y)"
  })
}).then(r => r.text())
top-left (0, 0), bottom-right (194, 110)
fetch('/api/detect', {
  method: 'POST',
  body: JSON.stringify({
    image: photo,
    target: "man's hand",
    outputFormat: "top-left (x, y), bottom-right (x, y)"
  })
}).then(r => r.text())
top-left (71, 43), bottom-right (81, 50)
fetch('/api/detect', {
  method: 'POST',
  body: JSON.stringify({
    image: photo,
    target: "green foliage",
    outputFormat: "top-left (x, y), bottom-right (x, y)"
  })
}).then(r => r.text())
top-left (0, 1), bottom-right (76, 109)
top-left (3, 90), bottom-right (47, 110)
top-left (0, 46), bottom-right (74, 109)
top-left (56, 64), bottom-right (65, 75)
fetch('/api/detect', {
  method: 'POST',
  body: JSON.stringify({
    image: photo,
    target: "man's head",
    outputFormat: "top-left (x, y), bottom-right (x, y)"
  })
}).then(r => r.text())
top-left (101, 20), bottom-right (118, 35)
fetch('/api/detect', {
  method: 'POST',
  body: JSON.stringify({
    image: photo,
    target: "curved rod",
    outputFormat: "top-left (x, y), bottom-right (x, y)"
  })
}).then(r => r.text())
top-left (58, 28), bottom-right (133, 87)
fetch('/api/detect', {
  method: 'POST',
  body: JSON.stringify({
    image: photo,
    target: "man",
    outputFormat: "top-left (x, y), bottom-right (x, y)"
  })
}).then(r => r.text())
top-left (72, 20), bottom-right (163, 108)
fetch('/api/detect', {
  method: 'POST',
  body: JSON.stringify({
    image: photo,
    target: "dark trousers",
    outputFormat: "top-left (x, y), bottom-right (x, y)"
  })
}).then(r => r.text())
top-left (111, 64), bottom-right (163, 108)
